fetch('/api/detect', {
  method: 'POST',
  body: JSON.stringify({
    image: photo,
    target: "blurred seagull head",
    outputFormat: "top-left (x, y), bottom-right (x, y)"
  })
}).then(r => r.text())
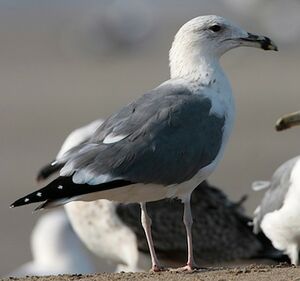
top-left (276, 111), bottom-right (300, 131)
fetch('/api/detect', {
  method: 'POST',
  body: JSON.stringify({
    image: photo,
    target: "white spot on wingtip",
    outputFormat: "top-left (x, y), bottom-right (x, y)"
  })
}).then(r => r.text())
top-left (24, 198), bottom-right (29, 203)
top-left (103, 133), bottom-right (127, 144)
top-left (36, 192), bottom-right (42, 197)
top-left (51, 161), bottom-right (58, 166)
top-left (58, 185), bottom-right (63, 189)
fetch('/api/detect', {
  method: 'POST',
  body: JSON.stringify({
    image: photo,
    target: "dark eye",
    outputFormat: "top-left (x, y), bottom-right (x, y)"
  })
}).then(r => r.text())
top-left (209, 25), bottom-right (222, 32)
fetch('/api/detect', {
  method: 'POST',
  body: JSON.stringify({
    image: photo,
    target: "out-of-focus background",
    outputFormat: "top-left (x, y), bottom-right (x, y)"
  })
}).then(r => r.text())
top-left (1, 0), bottom-right (300, 275)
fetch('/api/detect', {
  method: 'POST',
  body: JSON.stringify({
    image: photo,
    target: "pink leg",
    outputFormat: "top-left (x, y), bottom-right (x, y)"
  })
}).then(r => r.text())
top-left (175, 195), bottom-right (200, 271)
top-left (140, 203), bottom-right (163, 271)
top-left (183, 197), bottom-right (196, 269)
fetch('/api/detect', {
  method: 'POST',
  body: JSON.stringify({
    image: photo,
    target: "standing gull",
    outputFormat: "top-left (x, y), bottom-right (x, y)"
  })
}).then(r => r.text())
top-left (11, 15), bottom-right (277, 271)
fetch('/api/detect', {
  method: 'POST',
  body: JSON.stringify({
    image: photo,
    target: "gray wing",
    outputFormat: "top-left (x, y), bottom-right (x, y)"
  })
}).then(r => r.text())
top-left (37, 119), bottom-right (104, 182)
top-left (61, 82), bottom-right (225, 186)
top-left (117, 181), bottom-right (262, 264)
top-left (253, 156), bottom-right (300, 233)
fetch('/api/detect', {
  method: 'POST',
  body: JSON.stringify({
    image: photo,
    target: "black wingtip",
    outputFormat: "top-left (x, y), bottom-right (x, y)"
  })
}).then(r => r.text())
top-left (11, 177), bottom-right (133, 210)
top-left (10, 196), bottom-right (35, 208)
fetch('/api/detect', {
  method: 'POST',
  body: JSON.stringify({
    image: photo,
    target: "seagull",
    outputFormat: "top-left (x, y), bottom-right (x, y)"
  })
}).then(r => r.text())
top-left (11, 15), bottom-right (277, 271)
top-left (7, 210), bottom-right (96, 277)
top-left (253, 111), bottom-right (300, 265)
top-left (276, 111), bottom-right (300, 131)
top-left (252, 156), bottom-right (300, 265)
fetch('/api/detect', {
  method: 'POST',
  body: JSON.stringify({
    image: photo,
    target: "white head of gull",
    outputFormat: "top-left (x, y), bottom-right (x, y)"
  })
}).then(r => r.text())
top-left (11, 15), bottom-right (277, 271)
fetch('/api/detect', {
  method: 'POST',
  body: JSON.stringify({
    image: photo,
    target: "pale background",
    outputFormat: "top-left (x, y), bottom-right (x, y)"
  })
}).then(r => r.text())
top-left (1, 0), bottom-right (300, 275)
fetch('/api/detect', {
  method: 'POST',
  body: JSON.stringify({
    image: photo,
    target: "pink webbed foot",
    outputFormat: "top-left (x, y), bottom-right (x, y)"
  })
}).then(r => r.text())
top-left (173, 262), bottom-right (206, 272)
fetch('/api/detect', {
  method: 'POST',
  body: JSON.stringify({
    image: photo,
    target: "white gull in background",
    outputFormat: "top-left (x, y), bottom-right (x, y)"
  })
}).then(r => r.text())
top-left (253, 111), bottom-right (300, 265)
top-left (253, 157), bottom-right (300, 265)
top-left (7, 210), bottom-right (96, 277)
top-left (37, 119), bottom-right (149, 272)
top-left (11, 15), bottom-right (277, 271)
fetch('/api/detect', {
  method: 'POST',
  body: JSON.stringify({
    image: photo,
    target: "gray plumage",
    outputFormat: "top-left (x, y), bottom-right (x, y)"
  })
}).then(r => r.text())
top-left (253, 156), bottom-right (300, 233)
top-left (60, 82), bottom-right (225, 186)
top-left (11, 82), bottom-right (225, 208)
top-left (117, 181), bottom-right (262, 264)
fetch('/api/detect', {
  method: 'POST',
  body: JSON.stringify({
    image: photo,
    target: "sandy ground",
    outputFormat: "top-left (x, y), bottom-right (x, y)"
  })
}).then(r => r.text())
top-left (2, 265), bottom-right (300, 281)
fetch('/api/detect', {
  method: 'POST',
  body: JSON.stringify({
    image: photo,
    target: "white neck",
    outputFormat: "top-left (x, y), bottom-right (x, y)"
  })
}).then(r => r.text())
top-left (169, 36), bottom-right (236, 166)
top-left (169, 39), bottom-right (224, 83)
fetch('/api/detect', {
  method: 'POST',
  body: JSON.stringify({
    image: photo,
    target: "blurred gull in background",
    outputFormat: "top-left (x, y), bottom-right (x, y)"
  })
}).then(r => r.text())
top-left (253, 114), bottom-right (300, 265)
top-left (253, 157), bottom-right (300, 265)
top-left (276, 111), bottom-right (300, 132)
top-left (37, 119), bottom-right (148, 272)
top-left (7, 210), bottom-right (96, 277)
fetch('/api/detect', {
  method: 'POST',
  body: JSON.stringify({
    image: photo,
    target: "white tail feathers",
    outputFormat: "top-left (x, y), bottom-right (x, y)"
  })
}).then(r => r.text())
top-left (252, 181), bottom-right (271, 191)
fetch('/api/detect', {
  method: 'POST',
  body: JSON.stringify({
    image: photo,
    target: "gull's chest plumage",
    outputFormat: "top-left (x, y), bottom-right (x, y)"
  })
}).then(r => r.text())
top-left (170, 77), bottom-right (236, 200)
top-left (192, 74), bottom-right (236, 152)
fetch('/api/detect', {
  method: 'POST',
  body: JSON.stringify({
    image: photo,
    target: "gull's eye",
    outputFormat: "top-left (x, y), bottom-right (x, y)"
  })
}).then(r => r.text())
top-left (208, 25), bottom-right (222, 32)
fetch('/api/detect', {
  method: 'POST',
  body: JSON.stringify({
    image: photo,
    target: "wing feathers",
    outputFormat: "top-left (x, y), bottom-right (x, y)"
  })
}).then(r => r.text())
top-left (36, 161), bottom-right (64, 182)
